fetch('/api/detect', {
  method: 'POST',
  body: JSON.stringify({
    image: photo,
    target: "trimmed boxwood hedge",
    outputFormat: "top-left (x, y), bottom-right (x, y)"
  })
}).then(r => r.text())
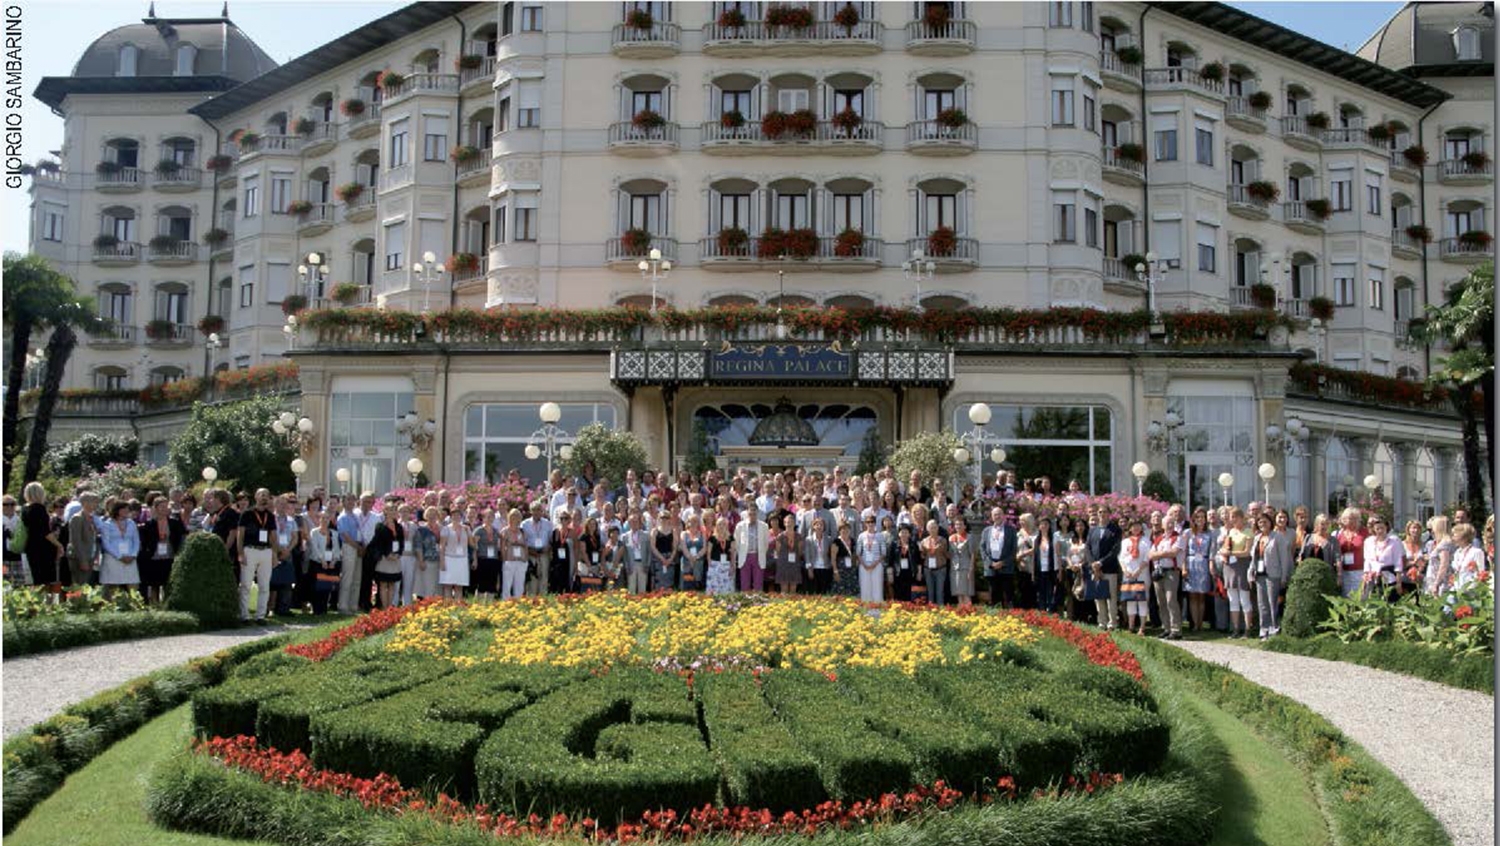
top-left (760, 668), bottom-right (917, 800)
top-left (836, 667), bottom-right (1001, 792)
top-left (1262, 635), bottom-right (1494, 694)
top-left (695, 671), bottom-right (824, 811)
top-left (3, 610), bottom-right (201, 658)
top-left (1281, 558), bottom-right (1340, 638)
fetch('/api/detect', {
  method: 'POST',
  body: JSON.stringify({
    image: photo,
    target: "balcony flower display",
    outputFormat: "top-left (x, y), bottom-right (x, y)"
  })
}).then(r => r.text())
top-left (449, 144), bottom-right (481, 163)
top-left (624, 8), bottom-right (653, 29)
top-left (1458, 230), bottom-right (1492, 247)
top-left (620, 229), bottom-right (653, 256)
top-left (447, 252), bottom-right (481, 274)
top-left (281, 295), bottom-right (308, 316)
top-left (1405, 224), bottom-right (1433, 243)
top-left (631, 109), bottom-right (666, 131)
top-left (206, 153), bottom-right (234, 173)
top-left (833, 2), bottom-right (860, 33)
top-left (761, 109), bottom-right (816, 139)
top-left (717, 227), bottom-right (749, 255)
top-left (1364, 122), bottom-right (1392, 142)
top-left (148, 234), bottom-right (182, 250)
top-left (758, 227), bottom-right (817, 259)
top-left (923, 3), bottom-right (951, 29)
top-left (145, 319), bottom-right (177, 341)
top-left (1402, 145), bottom-right (1428, 166)
top-left (1244, 180), bottom-right (1280, 203)
top-left (202, 227), bottom-right (230, 246)
top-left (92, 233), bottom-right (120, 249)
top-left (1304, 111), bottom-right (1330, 130)
top-left (94, 160), bottom-right (122, 175)
top-left (927, 225), bottom-right (957, 257)
top-left (1113, 142), bottom-right (1144, 163)
top-left (935, 107), bottom-right (968, 129)
top-left (335, 182), bottom-right (365, 203)
top-left (764, 4), bottom-right (814, 29)
top-left (720, 109), bottom-right (746, 130)
top-left (153, 159), bottom-right (182, 176)
top-left (1197, 61), bottom-right (1225, 81)
top-left (1305, 198), bottom-right (1332, 220)
top-left (1246, 90), bottom-right (1273, 111)
top-left (340, 98), bottom-right (366, 116)
top-left (1307, 296), bottom-right (1335, 321)
top-left (1461, 150), bottom-right (1490, 169)
top-left (1250, 283), bottom-right (1277, 309)
top-left (1113, 44), bottom-right (1142, 65)
top-left (456, 54), bottom-right (485, 70)
top-left (238, 131), bottom-right (261, 147)
top-left (331, 282), bottom-right (364, 305)
top-left (376, 70), bottom-right (405, 91)
top-left (197, 314), bottom-right (225, 336)
top-left (834, 227), bottom-right (865, 257)
top-left (830, 107), bottom-right (863, 135)
top-left (716, 7), bottom-right (746, 28)
top-left (293, 117), bottom-right (315, 136)
top-left (286, 200), bottom-right (315, 216)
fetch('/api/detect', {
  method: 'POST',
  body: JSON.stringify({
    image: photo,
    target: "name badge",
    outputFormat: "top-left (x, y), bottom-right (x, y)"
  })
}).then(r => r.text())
top-left (788, 553), bottom-right (797, 564)
top-left (1341, 552), bottom-right (1355, 564)
top-left (484, 545), bottom-right (496, 558)
top-left (393, 541), bottom-right (402, 554)
top-left (558, 546), bottom-right (567, 559)
top-left (591, 552), bottom-right (600, 563)
top-left (718, 556), bottom-right (729, 565)
top-left (258, 529), bottom-right (269, 544)
top-left (927, 557), bottom-right (938, 569)
top-left (156, 541), bottom-right (171, 558)
top-left (841, 557), bottom-right (850, 569)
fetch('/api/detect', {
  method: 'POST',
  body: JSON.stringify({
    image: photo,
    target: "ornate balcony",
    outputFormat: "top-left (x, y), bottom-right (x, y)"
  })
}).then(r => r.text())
top-left (382, 73), bottom-right (459, 105)
top-left (1388, 152), bottom-right (1420, 183)
top-left (1279, 117), bottom-right (1322, 151)
top-left (1283, 298), bottom-right (1309, 319)
top-left (1439, 236), bottom-right (1493, 264)
top-left (238, 134), bottom-right (298, 160)
top-left (1438, 158), bottom-right (1493, 185)
top-left (449, 254), bottom-right (489, 289)
top-left (904, 120), bottom-right (976, 156)
top-left (1224, 96), bottom-right (1267, 133)
top-left (696, 234), bottom-right (885, 271)
top-left (1102, 147), bottom-right (1144, 186)
top-left (299, 122), bottom-right (339, 156)
top-left (92, 241), bottom-right (141, 266)
top-left (904, 18), bottom-right (975, 56)
top-left (1390, 228), bottom-right (1423, 260)
top-left (1099, 52), bottom-right (1142, 92)
top-left (208, 231), bottom-right (234, 260)
top-left (701, 18), bottom-right (883, 57)
top-left (1143, 67), bottom-right (1225, 98)
top-left (95, 167), bottom-right (143, 193)
top-left (611, 21), bottom-right (681, 57)
top-left (1226, 184), bottom-right (1272, 221)
top-left (145, 322), bottom-right (194, 347)
top-left (295, 203), bottom-right (337, 236)
top-left (379, 163), bottom-right (413, 192)
top-left (345, 104), bottom-right (382, 139)
top-left (88, 325), bottom-right (137, 348)
top-left (700, 119), bottom-right (882, 155)
top-left (152, 166), bottom-right (202, 192)
top-left (605, 236), bottom-right (679, 269)
top-left (456, 149), bottom-right (493, 186)
top-left (342, 192), bottom-right (376, 222)
top-left (904, 236), bottom-right (977, 271)
top-left (146, 240), bottom-right (198, 265)
top-left (608, 121), bottom-right (680, 157)
top-left (1102, 257), bottom-right (1144, 295)
top-left (1320, 126), bottom-right (1383, 152)
top-left (459, 56), bottom-right (498, 92)
top-left (1281, 201), bottom-right (1327, 235)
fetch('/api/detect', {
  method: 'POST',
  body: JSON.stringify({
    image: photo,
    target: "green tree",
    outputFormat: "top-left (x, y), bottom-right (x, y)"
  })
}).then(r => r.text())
top-left (1141, 470), bottom-right (1178, 503)
top-left (169, 395), bottom-right (297, 494)
top-left (683, 419), bottom-right (718, 477)
top-left (3, 253), bottom-right (107, 486)
top-left (1409, 262), bottom-right (1494, 519)
top-left (560, 422), bottom-right (649, 489)
top-left (43, 433), bottom-right (140, 478)
top-left (888, 430), bottom-right (964, 489)
top-left (854, 428), bottom-right (886, 476)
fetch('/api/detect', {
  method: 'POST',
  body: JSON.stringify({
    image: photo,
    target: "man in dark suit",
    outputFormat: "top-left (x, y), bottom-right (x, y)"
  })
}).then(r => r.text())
top-left (980, 506), bottom-right (1018, 607)
top-left (1087, 508), bottom-right (1123, 630)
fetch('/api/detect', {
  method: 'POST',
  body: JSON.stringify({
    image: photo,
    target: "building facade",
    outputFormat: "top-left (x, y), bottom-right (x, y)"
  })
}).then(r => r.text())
top-left (23, 1), bottom-right (1493, 519)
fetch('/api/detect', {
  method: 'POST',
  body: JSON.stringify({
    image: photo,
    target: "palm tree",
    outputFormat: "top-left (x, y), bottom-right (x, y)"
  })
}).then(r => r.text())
top-left (2, 253), bottom-right (107, 486)
top-left (23, 300), bottom-right (108, 484)
top-left (1409, 262), bottom-right (1494, 519)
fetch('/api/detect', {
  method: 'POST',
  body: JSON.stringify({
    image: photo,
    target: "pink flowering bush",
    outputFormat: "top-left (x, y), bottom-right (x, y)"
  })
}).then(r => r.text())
top-left (986, 493), bottom-right (1172, 526)
top-left (384, 480), bottom-right (543, 513)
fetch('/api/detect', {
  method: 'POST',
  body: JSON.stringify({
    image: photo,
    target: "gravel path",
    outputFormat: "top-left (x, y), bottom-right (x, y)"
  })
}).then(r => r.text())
top-left (2, 626), bottom-right (293, 738)
top-left (1170, 640), bottom-right (1493, 846)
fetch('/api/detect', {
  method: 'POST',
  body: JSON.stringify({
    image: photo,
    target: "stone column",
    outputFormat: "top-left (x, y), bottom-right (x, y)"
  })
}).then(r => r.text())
top-left (1305, 432), bottom-right (1328, 515)
top-left (1432, 446), bottom-right (1458, 511)
top-left (1257, 367), bottom-right (1288, 507)
top-left (1137, 365), bottom-right (1169, 478)
top-left (297, 364), bottom-right (331, 492)
top-left (1390, 441), bottom-right (1418, 526)
top-left (631, 386), bottom-right (668, 470)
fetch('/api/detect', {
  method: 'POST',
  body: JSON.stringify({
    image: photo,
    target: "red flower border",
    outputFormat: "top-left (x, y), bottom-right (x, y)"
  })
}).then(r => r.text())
top-left (284, 597), bottom-right (442, 661)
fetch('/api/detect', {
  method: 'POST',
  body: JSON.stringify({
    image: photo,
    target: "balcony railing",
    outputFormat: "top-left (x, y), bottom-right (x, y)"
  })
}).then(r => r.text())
top-left (702, 18), bottom-right (883, 50)
top-left (1102, 256), bottom-right (1140, 285)
top-left (1229, 286), bottom-right (1253, 307)
top-left (299, 122), bottom-right (338, 152)
top-left (450, 254), bottom-right (489, 285)
top-left (1144, 66), bottom-right (1224, 95)
top-left (343, 192), bottom-right (376, 220)
top-left (1284, 298), bottom-right (1309, 318)
top-left (90, 325), bottom-right (138, 345)
top-left (459, 56), bottom-right (498, 88)
top-left (146, 323), bottom-right (194, 345)
top-left (1279, 116), bottom-right (1321, 147)
top-left (606, 235), bottom-right (680, 264)
top-left (701, 119), bottom-right (882, 150)
top-left (1391, 228), bottom-right (1423, 256)
top-left (1389, 151), bottom-right (1420, 179)
top-left (1281, 201), bottom-right (1326, 230)
top-left (1224, 96), bottom-right (1266, 129)
top-left (904, 236), bottom-right (979, 264)
top-left (1226, 184), bottom-right (1271, 214)
top-left (152, 166), bottom-right (202, 189)
top-left (345, 103), bottom-right (382, 135)
top-left (609, 121), bottom-right (681, 147)
top-left (95, 167), bottom-right (142, 189)
top-left (905, 119), bottom-right (977, 149)
top-left (904, 18), bottom-right (976, 52)
top-left (92, 241), bottom-right (142, 263)
top-left (1394, 319), bottom-right (1411, 342)
top-left (384, 73), bottom-right (459, 101)
top-left (379, 164), bottom-right (413, 191)
top-left (1439, 158), bottom-right (1493, 180)
top-left (147, 240), bottom-right (198, 263)
top-left (818, 235), bottom-right (882, 262)
top-left (1439, 236), bottom-right (1494, 260)
top-left (295, 203), bottom-right (336, 230)
top-left (456, 148), bottom-right (493, 181)
top-left (1099, 52), bottom-right (1142, 85)
top-left (696, 235), bottom-right (884, 265)
top-left (611, 21), bottom-right (682, 54)
top-left (240, 134), bottom-right (297, 155)
top-left (1320, 126), bottom-right (1374, 149)
top-left (1102, 147), bottom-right (1144, 177)
top-left (312, 285), bottom-right (374, 311)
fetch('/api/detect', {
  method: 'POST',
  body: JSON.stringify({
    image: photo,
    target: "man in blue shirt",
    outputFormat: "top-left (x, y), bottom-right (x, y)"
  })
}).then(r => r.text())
top-left (335, 494), bottom-right (363, 614)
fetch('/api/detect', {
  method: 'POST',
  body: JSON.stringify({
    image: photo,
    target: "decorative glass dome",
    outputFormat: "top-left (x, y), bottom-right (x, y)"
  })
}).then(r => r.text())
top-left (748, 399), bottom-right (820, 448)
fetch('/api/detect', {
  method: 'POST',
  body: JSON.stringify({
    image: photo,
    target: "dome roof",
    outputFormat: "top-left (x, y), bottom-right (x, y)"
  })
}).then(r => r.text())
top-left (1356, 2), bottom-right (1494, 71)
top-left (69, 12), bottom-right (276, 81)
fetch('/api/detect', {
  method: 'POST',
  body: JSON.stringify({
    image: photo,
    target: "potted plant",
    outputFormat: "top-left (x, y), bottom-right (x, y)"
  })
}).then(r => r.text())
top-left (1308, 296), bottom-right (1335, 321)
top-left (833, 2), bottom-right (860, 33)
top-left (456, 54), bottom-right (485, 70)
top-left (717, 226), bottom-right (749, 254)
top-left (1119, 252), bottom-right (1147, 272)
top-left (293, 117), bottom-right (315, 136)
top-left (787, 109), bottom-right (817, 136)
top-left (1305, 197), bottom-right (1332, 219)
top-left (761, 111), bottom-right (790, 139)
top-left (936, 107), bottom-right (968, 129)
top-left (784, 227), bottom-right (818, 258)
top-left (1197, 61), bottom-right (1225, 81)
top-left (757, 227), bottom-right (787, 259)
top-left (927, 225), bottom-right (957, 257)
top-left (336, 182), bottom-right (365, 203)
top-left (834, 227), bottom-right (865, 257)
top-left (450, 144), bottom-right (481, 162)
top-left (831, 107), bottom-right (863, 135)
top-left (1244, 180), bottom-right (1280, 203)
top-left (377, 70), bottom-right (405, 91)
top-left (145, 318), bottom-right (177, 341)
top-left (923, 3), bottom-right (951, 29)
top-left (621, 228), bottom-right (653, 256)
top-left (281, 294), bottom-right (308, 316)
top-left (1247, 90), bottom-right (1273, 111)
top-left (1114, 142), bottom-right (1144, 163)
top-left (202, 227), bottom-right (230, 246)
top-left (716, 7), bottom-right (746, 28)
top-left (206, 153), bottom-right (234, 173)
top-left (1113, 44), bottom-right (1143, 65)
top-left (1458, 230), bottom-right (1492, 247)
top-left (1365, 122), bottom-right (1391, 142)
top-left (1402, 144), bottom-right (1428, 166)
top-left (238, 131), bottom-right (261, 147)
top-left (447, 252), bottom-right (481, 273)
top-left (94, 160), bottom-right (122, 175)
top-left (1404, 223), bottom-right (1433, 243)
top-left (1305, 111), bottom-right (1330, 130)
top-left (1461, 150), bottom-right (1490, 169)
top-left (286, 200), bottom-right (314, 216)
top-left (92, 233), bottom-right (120, 249)
top-left (331, 282), bottom-right (363, 305)
top-left (1250, 282), bottom-right (1277, 308)
top-left (197, 314), bottom-right (225, 336)
top-left (340, 98), bottom-right (366, 117)
top-left (148, 234), bottom-right (181, 250)
top-left (631, 109), bottom-right (666, 131)
top-left (765, 5), bottom-right (814, 29)
top-left (720, 110), bottom-right (746, 130)
top-left (625, 7), bottom-right (653, 29)
top-left (153, 158), bottom-right (182, 176)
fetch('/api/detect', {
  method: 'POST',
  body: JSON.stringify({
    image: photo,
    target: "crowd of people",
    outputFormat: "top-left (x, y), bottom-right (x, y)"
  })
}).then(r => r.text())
top-left (3, 465), bottom-right (1492, 637)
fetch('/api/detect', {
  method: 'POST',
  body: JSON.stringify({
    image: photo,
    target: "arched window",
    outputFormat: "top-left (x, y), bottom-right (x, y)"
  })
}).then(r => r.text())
top-left (174, 44), bottom-right (197, 76)
top-left (117, 44), bottom-right (138, 77)
top-left (1454, 26), bottom-right (1482, 61)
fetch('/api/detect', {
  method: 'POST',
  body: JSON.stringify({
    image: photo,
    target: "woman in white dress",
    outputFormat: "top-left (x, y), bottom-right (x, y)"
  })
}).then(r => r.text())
top-left (439, 512), bottom-right (471, 600)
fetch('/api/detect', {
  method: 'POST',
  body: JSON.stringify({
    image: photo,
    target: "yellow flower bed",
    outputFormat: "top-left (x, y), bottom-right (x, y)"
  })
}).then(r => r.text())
top-left (385, 593), bottom-right (1039, 674)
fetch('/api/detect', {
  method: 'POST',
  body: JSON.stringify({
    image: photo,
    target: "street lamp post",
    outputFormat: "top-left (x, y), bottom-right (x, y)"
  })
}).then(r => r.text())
top-left (1218, 472), bottom-right (1235, 508)
top-left (206, 332), bottom-right (221, 375)
top-left (1131, 461), bottom-right (1150, 497)
top-left (290, 457), bottom-right (308, 493)
top-left (297, 252), bottom-right (328, 303)
top-left (406, 457), bottom-right (424, 486)
top-left (335, 467), bottom-right (351, 496)
top-left (527, 402), bottom-right (573, 486)
top-left (201, 466), bottom-right (218, 485)
top-left (1257, 462), bottom-right (1276, 506)
top-left (951, 402), bottom-right (1006, 495)
top-left (1133, 252), bottom-right (1168, 335)
top-left (1307, 318), bottom-right (1326, 363)
top-left (637, 248), bottom-right (672, 314)
top-left (901, 248), bottom-right (936, 312)
top-left (412, 251), bottom-right (441, 314)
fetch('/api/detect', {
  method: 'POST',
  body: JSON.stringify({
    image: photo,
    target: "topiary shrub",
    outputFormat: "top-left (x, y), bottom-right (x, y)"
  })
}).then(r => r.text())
top-left (167, 533), bottom-right (240, 628)
top-left (1280, 558), bottom-right (1338, 638)
top-left (1141, 470), bottom-right (1177, 503)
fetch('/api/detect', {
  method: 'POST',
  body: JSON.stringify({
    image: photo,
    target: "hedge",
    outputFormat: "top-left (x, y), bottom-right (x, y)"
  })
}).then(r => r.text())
top-left (1129, 635), bottom-right (1452, 846)
top-left (2, 629), bottom-right (298, 833)
top-left (760, 668), bottom-right (917, 800)
top-left (3, 610), bottom-right (200, 658)
top-left (1281, 558), bottom-right (1340, 638)
top-left (166, 532), bottom-right (240, 628)
top-left (695, 671), bottom-right (824, 811)
top-left (1262, 635), bottom-right (1495, 694)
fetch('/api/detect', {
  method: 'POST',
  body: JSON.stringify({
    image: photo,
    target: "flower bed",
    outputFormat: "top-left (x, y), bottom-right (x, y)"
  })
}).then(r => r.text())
top-left (1289, 361), bottom-right (1450, 410)
top-left (180, 595), bottom-right (1167, 833)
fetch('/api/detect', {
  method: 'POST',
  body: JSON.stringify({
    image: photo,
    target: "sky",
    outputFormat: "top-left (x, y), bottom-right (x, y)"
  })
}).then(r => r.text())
top-left (0, 0), bottom-right (1407, 255)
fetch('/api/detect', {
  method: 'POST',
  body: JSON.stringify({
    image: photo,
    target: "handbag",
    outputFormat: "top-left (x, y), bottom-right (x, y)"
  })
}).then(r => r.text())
top-left (1119, 580), bottom-right (1147, 599)
top-left (8, 520), bottom-right (26, 555)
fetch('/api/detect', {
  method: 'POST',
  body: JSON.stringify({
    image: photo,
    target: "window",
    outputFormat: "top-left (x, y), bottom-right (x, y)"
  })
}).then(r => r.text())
top-left (1230, 158), bottom-right (1246, 185)
top-left (270, 175), bottom-right (292, 214)
top-left (102, 288), bottom-right (131, 324)
top-left (923, 88), bottom-right (955, 119)
top-left (1455, 26), bottom-right (1482, 60)
top-left (1164, 393), bottom-right (1257, 511)
top-left (949, 404), bottom-right (1114, 495)
top-left (1053, 191), bottom-right (1076, 243)
top-left (1395, 284), bottom-right (1414, 320)
top-left (493, 202), bottom-right (507, 244)
top-left (777, 88), bottom-right (810, 113)
top-left (775, 192), bottom-right (809, 229)
top-left (384, 221), bottom-right (406, 271)
top-left (1194, 119), bottom-right (1214, 166)
top-left (265, 262), bottom-right (291, 305)
top-left (719, 193), bottom-right (750, 229)
top-left (389, 119), bottom-right (409, 167)
top-left (238, 265), bottom-right (255, 308)
top-left (174, 44), bottom-right (196, 76)
top-left (633, 90), bottom-right (663, 116)
top-left (1153, 219), bottom-right (1181, 267)
top-left (497, 94), bottom-right (511, 131)
top-left (167, 140), bottom-right (195, 167)
top-left (158, 289), bottom-right (189, 324)
top-left (109, 214), bottom-right (134, 242)
top-left (464, 403), bottom-right (616, 483)
top-left (1227, 75), bottom-right (1243, 97)
top-left (1285, 93), bottom-right (1299, 116)
top-left (1080, 1), bottom-right (1093, 31)
top-left (1083, 197), bottom-right (1099, 248)
top-left (1366, 173), bottom-right (1382, 215)
top-left (517, 81), bottom-right (541, 127)
top-left (331, 390), bottom-right (418, 494)
top-left (1447, 207), bottom-right (1478, 235)
top-left (1330, 174), bottom-right (1352, 212)
top-left (514, 194), bottom-right (538, 241)
top-left (117, 44), bottom-right (137, 77)
top-left (520, 2), bottom-right (543, 31)
top-left (1196, 222), bottom-right (1217, 272)
top-left (41, 207), bottom-right (64, 242)
top-left (1290, 262), bottom-right (1312, 300)
top-left (1152, 114), bottom-right (1178, 161)
top-left (720, 89), bottom-right (750, 117)
top-left (1049, 1), bottom-right (1072, 28)
top-left (423, 116), bottom-right (448, 161)
top-left (1101, 118), bottom-right (1117, 148)
top-left (1368, 272), bottom-right (1384, 311)
top-left (243, 175), bottom-right (259, 217)
top-left (924, 193), bottom-right (958, 230)
top-left (501, 1), bottom-right (514, 35)
top-left (1082, 85), bottom-right (1096, 132)
top-left (833, 193), bottom-right (864, 231)
top-left (1444, 133), bottom-right (1472, 160)
top-left (1332, 264), bottom-right (1356, 306)
top-left (1286, 172), bottom-right (1303, 201)
top-left (1100, 23), bottom-right (1117, 53)
top-left (1050, 79), bottom-right (1074, 126)
top-left (628, 193), bottom-right (661, 231)
top-left (97, 370), bottom-right (127, 391)
top-left (833, 88), bottom-right (863, 116)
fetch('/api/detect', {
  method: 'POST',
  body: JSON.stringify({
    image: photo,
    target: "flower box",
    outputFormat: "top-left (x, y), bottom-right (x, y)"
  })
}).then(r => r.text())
top-left (331, 283), bottom-right (364, 305)
top-left (145, 319), bottom-right (177, 340)
top-left (1458, 230), bottom-right (1492, 247)
top-left (834, 228), bottom-right (865, 257)
top-left (238, 131), bottom-right (260, 146)
top-left (830, 108), bottom-right (863, 135)
top-left (1364, 122), bottom-right (1392, 142)
top-left (1249, 283), bottom-right (1277, 309)
top-left (153, 159), bottom-right (182, 175)
top-left (758, 227), bottom-right (816, 259)
top-left (631, 109), bottom-right (666, 131)
top-left (449, 144), bottom-right (481, 163)
top-left (1113, 44), bottom-right (1142, 65)
top-left (624, 8), bottom-right (653, 29)
top-left (148, 235), bottom-right (181, 250)
top-left (833, 2), bottom-right (860, 32)
top-left (340, 98), bottom-right (366, 117)
top-left (762, 110), bottom-right (816, 139)
top-left (447, 252), bottom-right (481, 274)
top-left (621, 229), bottom-right (653, 256)
top-left (206, 154), bottom-right (234, 173)
top-left (1197, 61), bottom-right (1225, 82)
top-left (281, 295), bottom-right (308, 316)
top-left (1461, 150), bottom-right (1490, 169)
top-left (716, 7), bottom-right (746, 28)
top-left (92, 233), bottom-right (120, 249)
top-left (717, 227), bottom-right (749, 254)
top-left (927, 226), bottom-right (957, 257)
top-left (197, 314), bottom-right (225, 336)
top-left (1305, 198), bottom-right (1332, 220)
top-left (1307, 296), bottom-right (1335, 321)
top-left (1305, 112), bottom-right (1330, 130)
top-left (335, 182), bottom-right (365, 203)
top-left (377, 70), bottom-right (405, 91)
top-left (94, 161), bottom-right (121, 175)
top-left (1246, 90), bottom-right (1273, 110)
top-left (720, 110), bottom-right (746, 130)
top-left (1114, 142), bottom-right (1144, 163)
top-left (935, 108), bottom-right (968, 129)
top-left (1244, 180), bottom-right (1280, 202)
top-left (456, 54), bottom-right (485, 70)
top-left (1402, 145), bottom-right (1428, 166)
top-left (764, 5), bottom-right (814, 29)
top-left (1119, 253), bottom-right (1147, 273)
top-left (286, 200), bottom-right (315, 216)
top-left (203, 228), bottom-right (230, 246)
top-left (293, 117), bottom-right (315, 136)
top-left (1404, 224), bottom-right (1432, 243)
top-left (923, 3), bottom-right (951, 28)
